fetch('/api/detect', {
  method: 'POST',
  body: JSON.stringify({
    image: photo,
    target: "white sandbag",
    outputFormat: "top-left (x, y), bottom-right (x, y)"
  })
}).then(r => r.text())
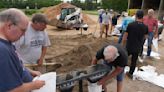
top-left (152, 38), bottom-right (158, 52)
top-left (132, 67), bottom-right (138, 80)
top-left (143, 51), bottom-right (160, 59)
top-left (144, 38), bottom-right (159, 51)
top-left (115, 24), bottom-right (122, 30)
top-left (32, 72), bottom-right (56, 92)
top-left (133, 65), bottom-right (164, 88)
top-left (152, 74), bottom-right (164, 88)
top-left (111, 24), bottom-right (121, 36)
top-left (124, 66), bottom-right (130, 73)
top-left (144, 39), bottom-right (148, 46)
top-left (88, 83), bottom-right (102, 92)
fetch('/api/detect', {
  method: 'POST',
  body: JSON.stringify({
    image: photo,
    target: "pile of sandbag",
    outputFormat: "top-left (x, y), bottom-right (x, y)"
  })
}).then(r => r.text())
top-left (41, 3), bottom-right (95, 26)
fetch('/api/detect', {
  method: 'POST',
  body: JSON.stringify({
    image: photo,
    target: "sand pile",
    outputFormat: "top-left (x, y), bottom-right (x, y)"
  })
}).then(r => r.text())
top-left (82, 13), bottom-right (96, 25)
top-left (41, 3), bottom-right (95, 26)
top-left (42, 3), bottom-right (76, 21)
top-left (45, 34), bottom-right (116, 73)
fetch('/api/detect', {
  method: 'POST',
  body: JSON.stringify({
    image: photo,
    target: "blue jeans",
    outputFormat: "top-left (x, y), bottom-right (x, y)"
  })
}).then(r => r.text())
top-left (147, 32), bottom-right (154, 56)
top-left (103, 61), bottom-right (124, 81)
top-left (118, 30), bottom-right (125, 44)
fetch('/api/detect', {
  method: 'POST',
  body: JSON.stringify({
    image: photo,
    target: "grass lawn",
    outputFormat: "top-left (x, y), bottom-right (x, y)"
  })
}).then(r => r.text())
top-left (83, 10), bottom-right (98, 15)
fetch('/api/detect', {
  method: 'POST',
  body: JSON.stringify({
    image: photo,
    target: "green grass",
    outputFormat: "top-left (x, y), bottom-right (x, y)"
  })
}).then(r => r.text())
top-left (22, 9), bottom-right (41, 16)
top-left (83, 10), bottom-right (98, 15)
top-left (0, 9), bottom-right (40, 18)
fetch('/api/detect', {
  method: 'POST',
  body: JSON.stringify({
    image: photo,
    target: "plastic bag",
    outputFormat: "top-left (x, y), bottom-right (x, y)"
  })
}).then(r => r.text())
top-left (152, 38), bottom-right (158, 52)
top-left (88, 83), bottom-right (102, 92)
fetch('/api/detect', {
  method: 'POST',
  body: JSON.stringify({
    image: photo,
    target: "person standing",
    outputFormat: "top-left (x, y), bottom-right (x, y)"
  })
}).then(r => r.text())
top-left (92, 44), bottom-right (128, 92)
top-left (0, 8), bottom-right (45, 92)
top-left (118, 12), bottom-right (134, 43)
top-left (122, 10), bottom-right (148, 77)
top-left (14, 13), bottom-right (51, 70)
top-left (111, 12), bottom-right (119, 34)
top-left (143, 9), bottom-right (158, 56)
top-left (98, 9), bottom-right (104, 34)
top-left (100, 9), bottom-right (112, 38)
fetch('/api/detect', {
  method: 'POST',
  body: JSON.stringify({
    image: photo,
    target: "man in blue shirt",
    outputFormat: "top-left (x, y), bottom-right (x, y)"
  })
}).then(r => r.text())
top-left (0, 8), bottom-right (45, 92)
top-left (118, 13), bottom-right (135, 43)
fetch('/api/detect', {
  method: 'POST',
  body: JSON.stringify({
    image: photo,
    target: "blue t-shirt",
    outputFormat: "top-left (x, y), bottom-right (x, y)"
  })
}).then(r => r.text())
top-left (0, 39), bottom-right (32, 91)
top-left (122, 16), bottom-right (135, 31)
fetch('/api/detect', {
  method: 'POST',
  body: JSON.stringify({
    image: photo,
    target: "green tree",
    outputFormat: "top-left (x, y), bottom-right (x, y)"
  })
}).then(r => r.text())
top-left (71, 0), bottom-right (81, 6)
top-left (0, 0), bottom-right (62, 9)
top-left (101, 0), bottom-right (128, 12)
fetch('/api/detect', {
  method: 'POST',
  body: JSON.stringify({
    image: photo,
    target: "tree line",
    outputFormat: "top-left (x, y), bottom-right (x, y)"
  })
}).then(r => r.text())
top-left (0, 0), bottom-right (128, 12)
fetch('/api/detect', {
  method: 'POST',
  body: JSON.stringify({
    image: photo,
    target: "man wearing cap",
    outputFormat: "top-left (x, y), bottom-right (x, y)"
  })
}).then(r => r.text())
top-left (122, 10), bottom-right (148, 77)
top-left (92, 44), bottom-right (128, 92)
top-left (14, 13), bottom-right (51, 69)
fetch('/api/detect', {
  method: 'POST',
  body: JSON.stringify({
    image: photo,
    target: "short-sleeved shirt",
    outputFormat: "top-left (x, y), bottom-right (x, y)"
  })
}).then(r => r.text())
top-left (143, 16), bottom-right (158, 32)
top-left (102, 13), bottom-right (112, 25)
top-left (122, 16), bottom-right (135, 31)
top-left (0, 38), bottom-right (32, 91)
top-left (112, 16), bottom-right (118, 25)
top-left (14, 23), bottom-right (51, 64)
top-left (126, 21), bottom-right (148, 53)
top-left (96, 44), bottom-right (128, 68)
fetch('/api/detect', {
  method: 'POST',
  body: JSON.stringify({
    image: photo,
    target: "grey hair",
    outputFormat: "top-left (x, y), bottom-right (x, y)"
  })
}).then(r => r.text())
top-left (32, 13), bottom-right (48, 24)
top-left (148, 9), bottom-right (154, 15)
top-left (103, 45), bottom-right (119, 59)
top-left (0, 8), bottom-right (25, 25)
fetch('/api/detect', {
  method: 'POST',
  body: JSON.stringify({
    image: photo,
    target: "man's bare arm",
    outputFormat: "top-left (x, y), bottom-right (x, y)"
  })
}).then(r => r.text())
top-left (98, 66), bottom-right (123, 85)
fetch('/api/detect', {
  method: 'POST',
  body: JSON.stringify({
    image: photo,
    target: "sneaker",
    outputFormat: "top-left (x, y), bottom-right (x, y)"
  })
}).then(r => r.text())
top-left (138, 56), bottom-right (143, 63)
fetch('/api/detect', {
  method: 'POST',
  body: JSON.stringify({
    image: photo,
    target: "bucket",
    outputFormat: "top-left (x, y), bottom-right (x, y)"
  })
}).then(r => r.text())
top-left (88, 83), bottom-right (102, 92)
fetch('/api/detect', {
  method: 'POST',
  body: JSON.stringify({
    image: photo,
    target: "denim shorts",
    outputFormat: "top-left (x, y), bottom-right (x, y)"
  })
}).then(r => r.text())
top-left (103, 61), bottom-right (124, 81)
